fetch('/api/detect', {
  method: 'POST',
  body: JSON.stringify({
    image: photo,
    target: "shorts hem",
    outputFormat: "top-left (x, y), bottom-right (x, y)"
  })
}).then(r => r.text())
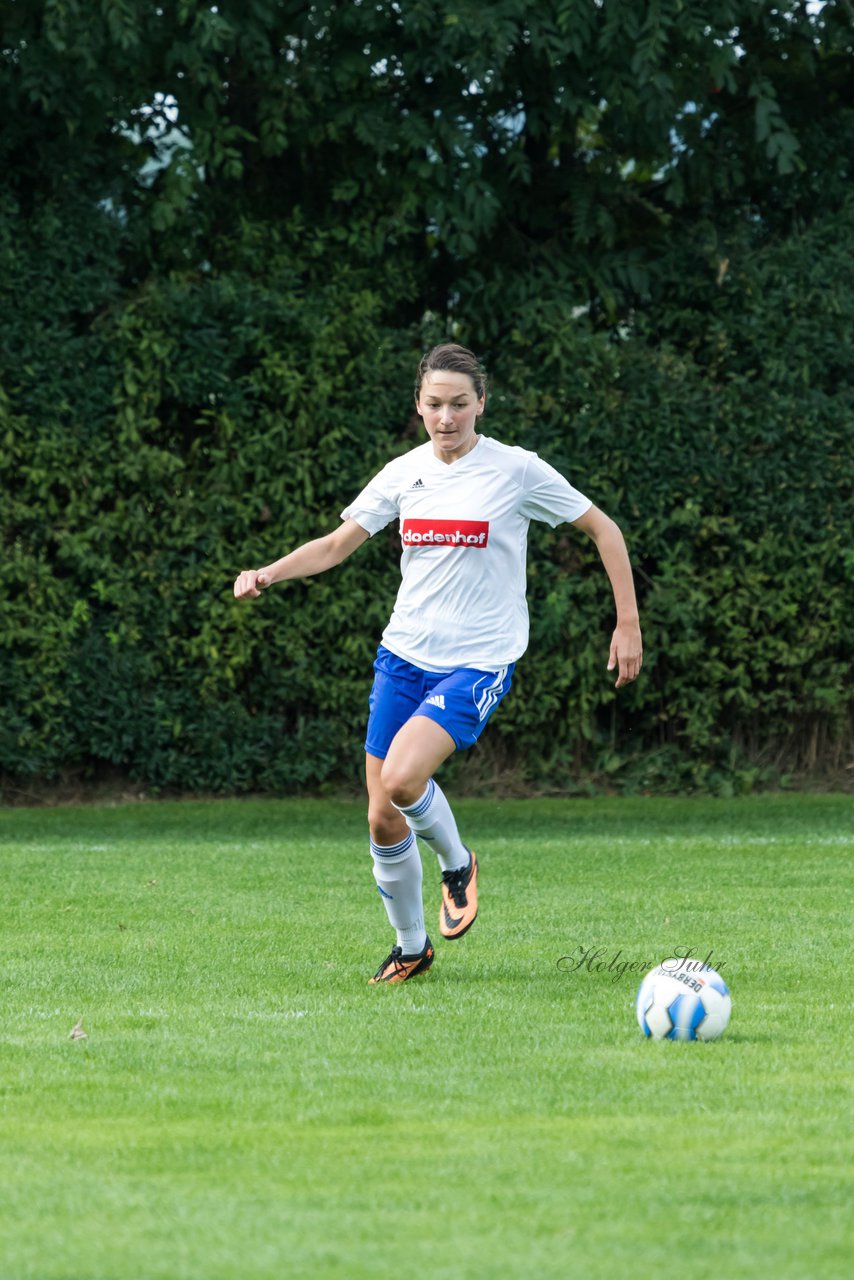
top-left (365, 710), bottom-right (464, 758)
top-left (410, 707), bottom-right (465, 750)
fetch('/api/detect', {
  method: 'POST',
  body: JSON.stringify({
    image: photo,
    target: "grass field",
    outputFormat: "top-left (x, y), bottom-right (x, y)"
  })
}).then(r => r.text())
top-left (1, 793), bottom-right (852, 1280)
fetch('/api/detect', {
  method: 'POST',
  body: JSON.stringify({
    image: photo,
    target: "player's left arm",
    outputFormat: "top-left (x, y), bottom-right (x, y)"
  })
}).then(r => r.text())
top-left (572, 504), bottom-right (643, 688)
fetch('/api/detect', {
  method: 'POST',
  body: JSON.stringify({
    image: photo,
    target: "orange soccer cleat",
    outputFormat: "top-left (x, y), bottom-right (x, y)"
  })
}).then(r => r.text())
top-left (440, 850), bottom-right (478, 940)
top-left (369, 937), bottom-right (435, 984)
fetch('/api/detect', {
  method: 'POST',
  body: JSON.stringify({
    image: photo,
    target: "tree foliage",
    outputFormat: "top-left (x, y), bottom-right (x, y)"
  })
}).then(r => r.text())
top-left (1, 1), bottom-right (852, 795)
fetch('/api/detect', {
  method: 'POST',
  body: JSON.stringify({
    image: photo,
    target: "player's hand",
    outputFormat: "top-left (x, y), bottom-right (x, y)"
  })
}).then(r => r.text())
top-left (608, 620), bottom-right (643, 688)
top-left (233, 569), bottom-right (272, 600)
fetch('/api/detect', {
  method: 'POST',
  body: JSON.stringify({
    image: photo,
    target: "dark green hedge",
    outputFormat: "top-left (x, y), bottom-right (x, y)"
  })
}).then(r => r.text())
top-left (2, 199), bottom-right (851, 796)
top-left (1, 2), bottom-right (852, 795)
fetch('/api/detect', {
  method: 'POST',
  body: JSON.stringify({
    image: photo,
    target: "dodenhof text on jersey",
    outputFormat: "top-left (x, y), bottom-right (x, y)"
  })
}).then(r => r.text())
top-left (401, 519), bottom-right (490, 548)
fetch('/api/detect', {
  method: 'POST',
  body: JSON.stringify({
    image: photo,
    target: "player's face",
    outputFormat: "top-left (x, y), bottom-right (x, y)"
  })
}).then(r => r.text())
top-left (416, 370), bottom-right (485, 463)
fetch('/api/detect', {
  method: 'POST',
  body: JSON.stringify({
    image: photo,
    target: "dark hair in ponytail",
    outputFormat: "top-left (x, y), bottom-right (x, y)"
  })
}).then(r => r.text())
top-left (415, 343), bottom-right (487, 402)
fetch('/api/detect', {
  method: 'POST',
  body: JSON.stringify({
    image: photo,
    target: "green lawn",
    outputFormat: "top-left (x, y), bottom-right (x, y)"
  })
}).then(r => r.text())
top-left (1, 794), bottom-right (851, 1279)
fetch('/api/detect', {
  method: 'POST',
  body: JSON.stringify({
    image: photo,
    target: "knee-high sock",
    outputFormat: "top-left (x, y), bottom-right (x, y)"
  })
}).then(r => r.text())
top-left (394, 778), bottom-right (469, 873)
top-left (370, 831), bottom-right (426, 954)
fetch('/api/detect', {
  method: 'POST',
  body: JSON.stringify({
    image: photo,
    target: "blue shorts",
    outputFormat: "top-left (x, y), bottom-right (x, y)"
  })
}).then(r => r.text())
top-left (365, 646), bottom-right (515, 759)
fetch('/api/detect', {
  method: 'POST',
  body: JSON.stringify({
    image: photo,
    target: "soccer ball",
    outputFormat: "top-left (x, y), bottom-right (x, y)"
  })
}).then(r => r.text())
top-left (636, 960), bottom-right (731, 1042)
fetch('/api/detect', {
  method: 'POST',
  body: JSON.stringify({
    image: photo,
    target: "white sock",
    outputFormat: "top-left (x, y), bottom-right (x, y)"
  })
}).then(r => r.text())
top-left (395, 779), bottom-right (469, 873)
top-left (370, 832), bottom-right (427, 955)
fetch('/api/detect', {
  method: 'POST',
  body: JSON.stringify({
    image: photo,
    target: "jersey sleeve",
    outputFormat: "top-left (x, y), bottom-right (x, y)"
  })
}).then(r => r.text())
top-left (518, 453), bottom-right (592, 527)
top-left (340, 463), bottom-right (400, 536)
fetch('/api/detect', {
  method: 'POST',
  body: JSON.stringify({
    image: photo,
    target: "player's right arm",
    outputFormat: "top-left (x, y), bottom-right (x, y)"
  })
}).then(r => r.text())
top-left (233, 518), bottom-right (370, 599)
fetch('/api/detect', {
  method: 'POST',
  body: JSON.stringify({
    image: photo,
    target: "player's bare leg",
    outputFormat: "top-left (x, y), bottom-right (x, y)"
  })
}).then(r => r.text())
top-left (379, 714), bottom-right (457, 810)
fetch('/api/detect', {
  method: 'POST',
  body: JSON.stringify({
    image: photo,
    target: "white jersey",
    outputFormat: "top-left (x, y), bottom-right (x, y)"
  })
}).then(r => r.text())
top-left (340, 435), bottom-right (592, 672)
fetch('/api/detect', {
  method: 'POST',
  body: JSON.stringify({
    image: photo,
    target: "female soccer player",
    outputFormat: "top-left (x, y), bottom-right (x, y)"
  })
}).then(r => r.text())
top-left (233, 344), bottom-right (642, 983)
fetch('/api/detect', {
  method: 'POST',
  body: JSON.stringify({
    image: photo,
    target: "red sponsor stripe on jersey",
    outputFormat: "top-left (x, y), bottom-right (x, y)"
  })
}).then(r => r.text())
top-left (401, 519), bottom-right (490, 548)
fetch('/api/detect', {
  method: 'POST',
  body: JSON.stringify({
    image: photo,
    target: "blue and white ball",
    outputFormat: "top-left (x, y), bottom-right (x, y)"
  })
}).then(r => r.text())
top-left (636, 961), bottom-right (731, 1041)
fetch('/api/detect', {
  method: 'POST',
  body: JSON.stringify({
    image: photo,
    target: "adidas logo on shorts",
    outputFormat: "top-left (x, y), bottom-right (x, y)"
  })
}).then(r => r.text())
top-left (425, 694), bottom-right (446, 710)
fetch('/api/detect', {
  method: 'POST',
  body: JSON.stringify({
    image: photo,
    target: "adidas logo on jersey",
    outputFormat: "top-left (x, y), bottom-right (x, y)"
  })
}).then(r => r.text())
top-left (409, 478), bottom-right (425, 489)
top-left (425, 694), bottom-right (446, 710)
